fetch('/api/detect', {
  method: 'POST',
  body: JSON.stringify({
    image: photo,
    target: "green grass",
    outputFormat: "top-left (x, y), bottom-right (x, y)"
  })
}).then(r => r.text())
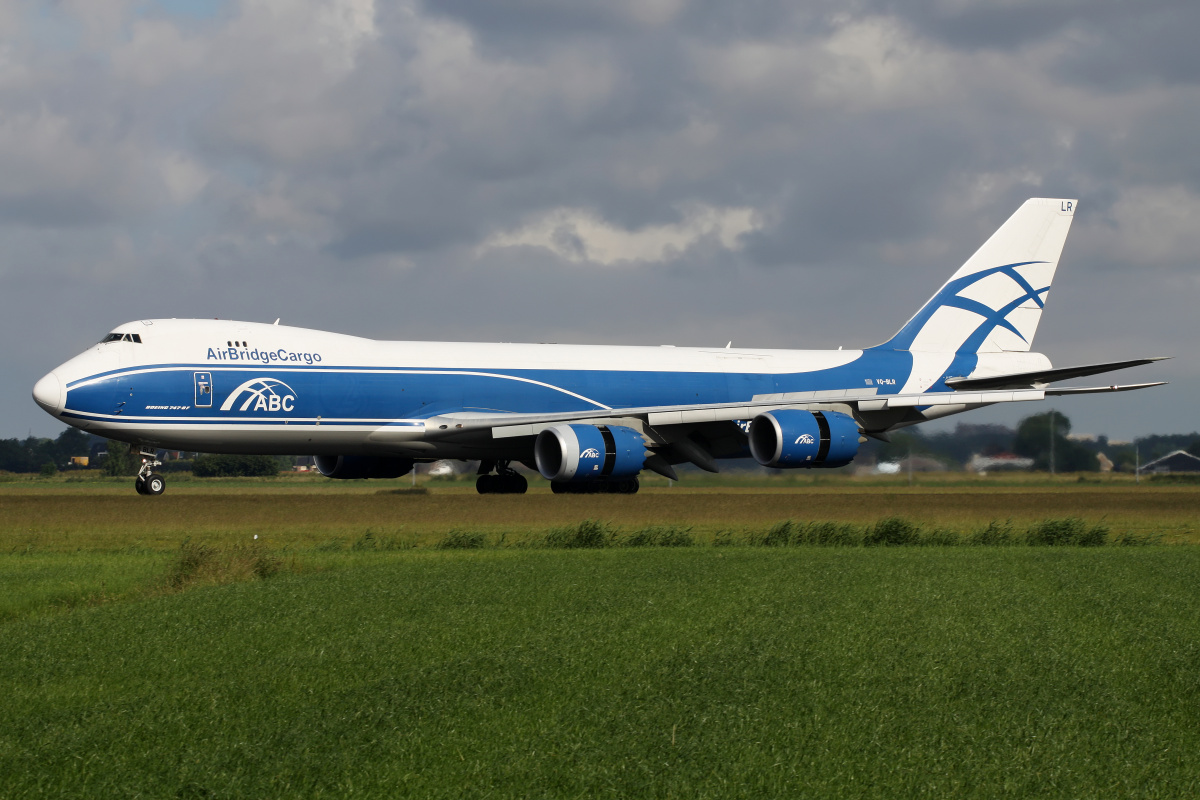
top-left (0, 551), bottom-right (168, 621)
top-left (2, 548), bottom-right (1198, 798)
top-left (2, 486), bottom-right (1197, 795)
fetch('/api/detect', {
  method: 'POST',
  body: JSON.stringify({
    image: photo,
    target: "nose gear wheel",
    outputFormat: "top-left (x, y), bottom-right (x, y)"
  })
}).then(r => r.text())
top-left (133, 446), bottom-right (166, 496)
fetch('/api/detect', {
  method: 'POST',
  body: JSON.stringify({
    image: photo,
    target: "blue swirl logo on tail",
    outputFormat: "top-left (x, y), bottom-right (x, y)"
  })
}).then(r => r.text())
top-left (881, 261), bottom-right (1050, 354)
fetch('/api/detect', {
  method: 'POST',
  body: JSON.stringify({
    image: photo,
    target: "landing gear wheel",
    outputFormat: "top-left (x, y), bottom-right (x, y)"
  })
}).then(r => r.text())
top-left (476, 461), bottom-right (529, 495)
top-left (133, 445), bottom-right (165, 496)
top-left (143, 473), bottom-right (166, 496)
top-left (476, 471), bottom-right (529, 495)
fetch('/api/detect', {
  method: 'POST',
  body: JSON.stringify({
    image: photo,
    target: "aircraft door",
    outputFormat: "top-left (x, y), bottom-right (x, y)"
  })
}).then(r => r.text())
top-left (195, 372), bottom-right (213, 408)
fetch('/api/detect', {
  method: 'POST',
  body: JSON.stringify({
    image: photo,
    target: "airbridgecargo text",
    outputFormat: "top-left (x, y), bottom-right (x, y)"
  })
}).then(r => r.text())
top-left (206, 347), bottom-right (323, 364)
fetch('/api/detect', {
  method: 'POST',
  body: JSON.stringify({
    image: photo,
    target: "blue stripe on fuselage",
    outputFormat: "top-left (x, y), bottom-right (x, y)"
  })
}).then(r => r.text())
top-left (63, 350), bottom-right (921, 425)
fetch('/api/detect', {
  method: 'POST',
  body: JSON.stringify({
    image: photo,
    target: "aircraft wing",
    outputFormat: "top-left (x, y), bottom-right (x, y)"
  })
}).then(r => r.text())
top-left (944, 357), bottom-right (1169, 391)
top-left (417, 381), bottom-right (1167, 442)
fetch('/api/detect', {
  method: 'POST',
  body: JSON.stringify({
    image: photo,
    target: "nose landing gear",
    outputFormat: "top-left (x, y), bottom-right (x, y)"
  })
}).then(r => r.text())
top-left (475, 460), bottom-right (529, 494)
top-left (134, 446), bottom-right (165, 496)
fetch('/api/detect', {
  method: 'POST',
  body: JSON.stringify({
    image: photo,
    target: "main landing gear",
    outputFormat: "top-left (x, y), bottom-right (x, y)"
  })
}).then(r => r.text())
top-left (134, 446), bottom-right (165, 496)
top-left (476, 460), bottom-right (529, 495)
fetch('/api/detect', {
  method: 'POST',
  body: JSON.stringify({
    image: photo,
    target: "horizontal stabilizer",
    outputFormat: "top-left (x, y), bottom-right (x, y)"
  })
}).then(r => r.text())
top-left (1046, 382), bottom-right (1167, 396)
top-left (945, 357), bottom-right (1169, 391)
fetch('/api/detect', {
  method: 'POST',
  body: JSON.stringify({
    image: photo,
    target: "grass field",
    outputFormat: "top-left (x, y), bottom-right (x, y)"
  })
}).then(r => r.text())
top-left (2, 477), bottom-right (1199, 796)
top-left (3, 549), bottom-right (1199, 798)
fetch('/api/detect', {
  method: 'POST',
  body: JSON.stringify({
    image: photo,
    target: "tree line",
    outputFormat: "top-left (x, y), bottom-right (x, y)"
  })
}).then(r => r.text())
top-left (0, 428), bottom-right (92, 474)
top-left (0, 428), bottom-right (283, 477)
top-left (866, 411), bottom-right (1200, 472)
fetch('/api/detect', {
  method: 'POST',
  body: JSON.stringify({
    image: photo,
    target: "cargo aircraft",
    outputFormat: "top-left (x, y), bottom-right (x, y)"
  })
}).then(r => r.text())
top-left (32, 198), bottom-right (1165, 495)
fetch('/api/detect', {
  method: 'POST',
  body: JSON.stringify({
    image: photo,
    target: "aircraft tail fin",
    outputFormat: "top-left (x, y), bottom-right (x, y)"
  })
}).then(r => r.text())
top-left (875, 198), bottom-right (1077, 354)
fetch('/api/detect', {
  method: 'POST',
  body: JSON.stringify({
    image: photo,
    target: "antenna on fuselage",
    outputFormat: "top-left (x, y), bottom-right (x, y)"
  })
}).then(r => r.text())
top-left (273, 319), bottom-right (280, 325)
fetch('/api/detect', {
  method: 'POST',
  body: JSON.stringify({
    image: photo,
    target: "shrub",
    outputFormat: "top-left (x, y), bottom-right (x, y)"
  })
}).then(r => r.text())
top-left (864, 517), bottom-right (921, 546)
top-left (103, 441), bottom-right (137, 476)
top-left (622, 526), bottom-right (694, 547)
top-left (545, 520), bottom-right (612, 548)
top-left (1113, 531), bottom-right (1160, 546)
top-left (351, 529), bottom-right (408, 550)
top-left (38, 462), bottom-right (57, 478)
top-left (244, 544), bottom-right (283, 579)
top-left (1149, 474), bottom-right (1200, 484)
top-left (437, 530), bottom-right (488, 549)
top-left (1025, 518), bottom-right (1108, 547)
top-left (712, 529), bottom-right (741, 547)
top-left (192, 454), bottom-right (280, 478)
top-left (168, 540), bottom-right (219, 587)
top-left (794, 521), bottom-right (862, 546)
top-left (166, 539), bottom-right (282, 588)
top-left (761, 520), bottom-right (796, 546)
top-left (921, 528), bottom-right (962, 546)
top-left (969, 520), bottom-right (1015, 546)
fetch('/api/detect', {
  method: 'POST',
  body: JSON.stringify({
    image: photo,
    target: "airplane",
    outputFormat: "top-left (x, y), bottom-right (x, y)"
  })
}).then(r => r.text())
top-left (31, 198), bottom-right (1166, 496)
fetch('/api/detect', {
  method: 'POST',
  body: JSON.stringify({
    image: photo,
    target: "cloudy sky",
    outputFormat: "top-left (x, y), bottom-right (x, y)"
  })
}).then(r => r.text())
top-left (3, 0), bottom-right (1196, 440)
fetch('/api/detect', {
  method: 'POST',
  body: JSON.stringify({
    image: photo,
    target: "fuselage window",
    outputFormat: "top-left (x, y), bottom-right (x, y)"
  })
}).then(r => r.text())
top-left (227, 341), bottom-right (232, 347)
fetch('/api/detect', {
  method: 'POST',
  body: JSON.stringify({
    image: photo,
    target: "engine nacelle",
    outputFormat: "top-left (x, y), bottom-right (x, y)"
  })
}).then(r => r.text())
top-left (315, 455), bottom-right (415, 480)
top-left (535, 424), bottom-right (646, 482)
top-left (748, 409), bottom-right (862, 469)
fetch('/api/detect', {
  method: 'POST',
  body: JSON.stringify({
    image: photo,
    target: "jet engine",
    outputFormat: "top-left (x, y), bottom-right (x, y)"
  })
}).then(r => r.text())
top-left (315, 455), bottom-right (415, 480)
top-left (534, 424), bottom-right (646, 482)
top-left (748, 409), bottom-right (863, 469)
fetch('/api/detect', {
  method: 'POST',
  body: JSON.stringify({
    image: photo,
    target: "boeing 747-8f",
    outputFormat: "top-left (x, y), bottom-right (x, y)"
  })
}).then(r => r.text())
top-left (32, 198), bottom-right (1166, 495)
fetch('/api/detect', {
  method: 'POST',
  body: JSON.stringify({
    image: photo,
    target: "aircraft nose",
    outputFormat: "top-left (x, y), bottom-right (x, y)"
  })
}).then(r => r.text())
top-left (32, 371), bottom-right (64, 416)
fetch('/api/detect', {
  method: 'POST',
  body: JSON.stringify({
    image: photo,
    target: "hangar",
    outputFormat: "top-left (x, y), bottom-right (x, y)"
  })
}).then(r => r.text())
top-left (1138, 450), bottom-right (1200, 475)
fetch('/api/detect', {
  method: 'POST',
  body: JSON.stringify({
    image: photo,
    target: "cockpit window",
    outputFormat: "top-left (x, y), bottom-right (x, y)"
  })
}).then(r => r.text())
top-left (102, 333), bottom-right (123, 343)
top-left (101, 333), bottom-right (144, 343)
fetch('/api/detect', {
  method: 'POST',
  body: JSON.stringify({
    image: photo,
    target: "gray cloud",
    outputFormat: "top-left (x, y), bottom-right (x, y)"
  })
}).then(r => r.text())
top-left (1, 0), bottom-right (1196, 440)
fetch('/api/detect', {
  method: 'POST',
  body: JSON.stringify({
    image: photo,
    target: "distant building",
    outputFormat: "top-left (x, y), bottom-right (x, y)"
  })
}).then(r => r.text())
top-left (966, 453), bottom-right (1034, 473)
top-left (894, 456), bottom-right (947, 473)
top-left (1138, 450), bottom-right (1200, 474)
top-left (426, 460), bottom-right (456, 477)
